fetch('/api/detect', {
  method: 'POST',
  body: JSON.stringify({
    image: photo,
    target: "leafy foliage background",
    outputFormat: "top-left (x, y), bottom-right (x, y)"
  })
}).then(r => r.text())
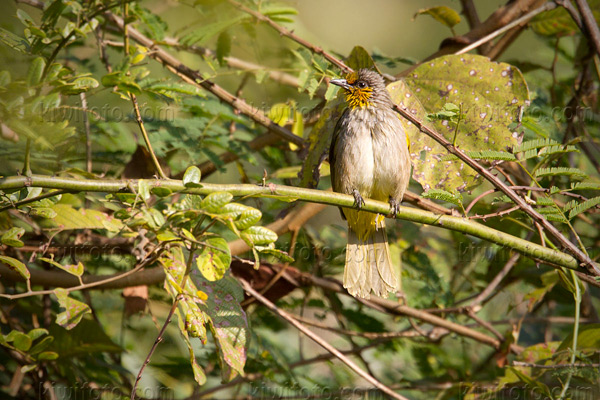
top-left (0, 1), bottom-right (600, 399)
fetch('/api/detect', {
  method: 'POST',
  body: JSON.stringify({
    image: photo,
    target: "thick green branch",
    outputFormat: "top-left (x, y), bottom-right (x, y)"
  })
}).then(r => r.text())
top-left (0, 174), bottom-right (583, 271)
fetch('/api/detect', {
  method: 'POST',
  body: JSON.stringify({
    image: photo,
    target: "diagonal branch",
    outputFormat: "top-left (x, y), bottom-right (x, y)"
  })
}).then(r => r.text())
top-left (103, 12), bottom-right (306, 148)
top-left (238, 278), bottom-right (410, 400)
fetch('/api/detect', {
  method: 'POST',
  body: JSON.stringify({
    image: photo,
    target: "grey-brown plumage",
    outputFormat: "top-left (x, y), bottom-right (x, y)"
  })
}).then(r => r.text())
top-left (329, 69), bottom-right (411, 299)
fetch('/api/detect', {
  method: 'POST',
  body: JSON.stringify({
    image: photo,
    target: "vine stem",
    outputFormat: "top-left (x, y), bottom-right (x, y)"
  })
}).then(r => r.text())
top-left (0, 174), bottom-right (586, 272)
top-left (239, 278), bottom-right (410, 400)
top-left (557, 269), bottom-right (582, 400)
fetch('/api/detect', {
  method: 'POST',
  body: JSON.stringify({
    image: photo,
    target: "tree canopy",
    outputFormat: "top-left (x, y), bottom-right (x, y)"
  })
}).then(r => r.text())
top-left (1, 0), bottom-right (600, 399)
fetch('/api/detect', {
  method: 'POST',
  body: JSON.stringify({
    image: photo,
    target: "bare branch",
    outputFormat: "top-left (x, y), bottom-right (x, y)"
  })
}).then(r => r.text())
top-left (573, 0), bottom-right (600, 56)
top-left (238, 278), bottom-right (410, 400)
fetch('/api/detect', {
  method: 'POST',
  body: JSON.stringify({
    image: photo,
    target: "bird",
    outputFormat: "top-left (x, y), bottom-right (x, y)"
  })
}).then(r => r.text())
top-left (329, 69), bottom-right (411, 299)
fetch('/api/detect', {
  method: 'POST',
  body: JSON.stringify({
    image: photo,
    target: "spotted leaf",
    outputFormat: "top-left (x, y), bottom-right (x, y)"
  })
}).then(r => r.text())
top-left (389, 54), bottom-right (529, 192)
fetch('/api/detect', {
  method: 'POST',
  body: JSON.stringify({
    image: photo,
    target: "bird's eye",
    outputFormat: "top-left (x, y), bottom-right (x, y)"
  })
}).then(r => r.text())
top-left (357, 81), bottom-right (367, 89)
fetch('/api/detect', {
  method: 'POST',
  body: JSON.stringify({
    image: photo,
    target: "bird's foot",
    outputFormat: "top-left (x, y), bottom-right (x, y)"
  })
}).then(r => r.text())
top-left (352, 189), bottom-right (365, 210)
top-left (389, 198), bottom-right (400, 218)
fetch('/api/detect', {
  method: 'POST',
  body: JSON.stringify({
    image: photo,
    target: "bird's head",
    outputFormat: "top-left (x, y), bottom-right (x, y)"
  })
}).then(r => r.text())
top-left (330, 69), bottom-right (389, 109)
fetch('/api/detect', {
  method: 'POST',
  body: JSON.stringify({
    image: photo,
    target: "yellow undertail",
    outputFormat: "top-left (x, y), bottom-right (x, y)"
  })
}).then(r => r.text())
top-left (343, 210), bottom-right (398, 299)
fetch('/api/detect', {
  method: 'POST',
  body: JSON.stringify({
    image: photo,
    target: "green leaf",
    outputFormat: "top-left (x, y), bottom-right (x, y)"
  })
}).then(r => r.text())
top-left (513, 138), bottom-right (560, 153)
top-left (175, 307), bottom-right (207, 385)
top-left (27, 57), bottom-right (46, 86)
top-left (201, 191), bottom-right (233, 213)
top-left (558, 323), bottom-right (600, 352)
top-left (196, 236), bottom-right (231, 281)
top-left (0, 27), bottom-right (30, 53)
top-left (21, 364), bottom-right (38, 373)
top-left (0, 255), bottom-right (30, 280)
top-left (241, 226), bottom-right (278, 246)
top-left (151, 187), bottom-right (172, 197)
top-left (29, 207), bottom-right (58, 218)
top-left (54, 288), bottom-right (91, 330)
top-left (138, 179), bottom-right (151, 202)
top-left (47, 319), bottom-right (122, 357)
top-left (180, 14), bottom-right (247, 46)
top-left (467, 150), bottom-right (516, 161)
top-left (508, 367), bottom-right (552, 397)
top-left (44, 204), bottom-right (124, 231)
top-left (535, 167), bottom-right (587, 180)
top-left (183, 166), bottom-right (202, 187)
top-left (529, 3), bottom-right (600, 36)
top-left (190, 271), bottom-right (248, 382)
top-left (390, 54), bottom-right (529, 192)
top-left (216, 31), bottom-right (231, 66)
top-left (71, 76), bottom-right (99, 91)
top-left (36, 351), bottom-right (59, 361)
top-left (0, 70), bottom-right (11, 87)
top-left (1, 227), bottom-right (25, 247)
top-left (422, 189), bottom-right (463, 207)
top-left (16, 9), bottom-right (34, 25)
top-left (27, 328), bottom-right (48, 342)
top-left (345, 45), bottom-right (378, 72)
top-left (568, 196), bottom-right (600, 220)
top-left (259, 248), bottom-right (294, 262)
top-left (28, 336), bottom-right (53, 355)
top-left (39, 257), bottom-right (84, 277)
top-left (571, 181), bottom-right (600, 191)
top-left (235, 209), bottom-right (262, 230)
top-left (6, 330), bottom-right (32, 352)
top-left (413, 6), bottom-right (461, 29)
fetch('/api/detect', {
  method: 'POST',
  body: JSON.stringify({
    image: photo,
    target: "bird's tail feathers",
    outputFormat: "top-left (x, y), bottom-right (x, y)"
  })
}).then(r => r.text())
top-left (344, 221), bottom-right (397, 299)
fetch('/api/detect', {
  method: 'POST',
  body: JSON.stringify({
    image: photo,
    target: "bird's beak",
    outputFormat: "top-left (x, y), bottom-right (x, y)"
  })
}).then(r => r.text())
top-left (330, 78), bottom-right (351, 90)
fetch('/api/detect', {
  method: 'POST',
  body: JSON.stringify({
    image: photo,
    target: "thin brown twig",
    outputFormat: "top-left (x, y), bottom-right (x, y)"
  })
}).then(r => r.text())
top-left (238, 278), bottom-right (411, 400)
top-left (131, 244), bottom-right (197, 399)
top-left (193, 336), bottom-right (393, 399)
top-left (512, 361), bottom-right (600, 369)
top-left (130, 294), bottom-right (181, 399)
top-left (162, 38), bottom-right (303, 90)
top-left (469, 252), bottom-right (521, 307)
top-left (0, 243), bottom-right (167, 300)
top-left (573, 0), bottom-right (600, 56)
top-left (290, 313), bottom-right (426, 340)
top-left (130, 94), bottom-right (168, 180)
top-left (465, 308), bottom-right (504, 341)
top-left (0, 190), bottom-right (70, 213)
top-left (456, 2), bottom-right (557, 55)
top-left (227, 0), bottom-right (351, 73)
top-left (296, 271), bottom-right (505, 350)
top-left (469, 205), bottom-right (520, 220)
top-left (556, 0), bottom-right (585, 31)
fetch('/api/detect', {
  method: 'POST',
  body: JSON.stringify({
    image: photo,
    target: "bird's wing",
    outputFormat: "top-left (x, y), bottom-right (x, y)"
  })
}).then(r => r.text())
top-left (330, 108), bottom-right (349, 220)
top-left (329, 108), bottom-right (348, 193)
